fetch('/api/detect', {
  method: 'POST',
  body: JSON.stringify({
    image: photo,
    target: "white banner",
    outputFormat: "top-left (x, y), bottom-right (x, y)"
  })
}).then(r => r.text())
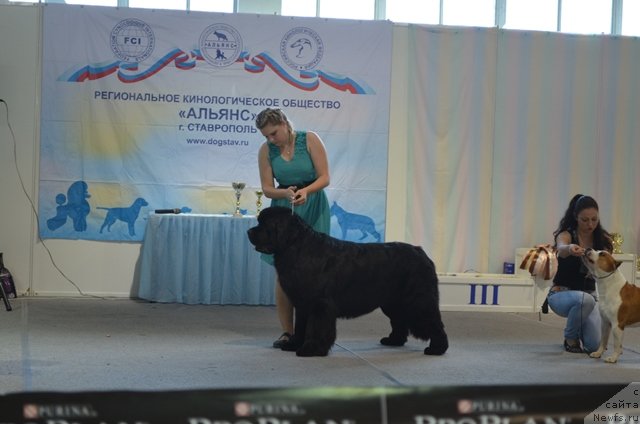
top-left (39, 5), bottom-right (392, 242)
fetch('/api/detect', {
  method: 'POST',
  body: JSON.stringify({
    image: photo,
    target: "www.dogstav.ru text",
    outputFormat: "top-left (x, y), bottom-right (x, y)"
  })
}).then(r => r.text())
top-left (186, 138), bottom-right (250, 146)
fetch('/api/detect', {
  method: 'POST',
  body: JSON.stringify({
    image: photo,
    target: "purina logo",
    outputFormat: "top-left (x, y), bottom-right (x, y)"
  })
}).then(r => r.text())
top-left (199, 24), bottom-right (243, 68)
top-left (234, 401), bottom-right (306, 417)
top-left (110, 18), bottom-right (155, 63)
top-left (23, 403), bottom-right (98, 419)
top-left (458, 399), bottom-right (525, 414)
top-left (280, 27), bottom-right (324, 71)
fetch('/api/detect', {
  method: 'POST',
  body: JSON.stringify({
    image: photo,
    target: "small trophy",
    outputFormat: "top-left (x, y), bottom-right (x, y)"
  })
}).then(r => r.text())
top-left (231, 182), bottom-right (246, 217)
top-left (255, 190), bottom-right (263, 215)
top-left (611, 232), bottom-right (623, 254)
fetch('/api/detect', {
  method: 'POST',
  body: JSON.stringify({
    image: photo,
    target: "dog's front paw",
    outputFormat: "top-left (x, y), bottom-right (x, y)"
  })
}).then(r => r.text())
top-left (604, 355), bottom-right (619, 364)
top-left (380, 335), bottom-right (407, 347)
top-left (296, 341), bottom-right (329, 357)
top-left (589, 350), bottom-right (603, 359)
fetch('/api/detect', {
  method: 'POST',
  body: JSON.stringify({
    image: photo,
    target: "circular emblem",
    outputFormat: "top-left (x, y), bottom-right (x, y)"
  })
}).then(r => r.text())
top-left (234, 402), bottom-right (251, 417)
top-left (110, 19), bottom-right (155, 63)
top-left (280, 27), bottom-right (324, 71)
top-left (23, 404), bottom-right (39, 419)
top-left (457, 399), bottom-right (473, 414)
top-left (199, 24), bottom-right (243, 68)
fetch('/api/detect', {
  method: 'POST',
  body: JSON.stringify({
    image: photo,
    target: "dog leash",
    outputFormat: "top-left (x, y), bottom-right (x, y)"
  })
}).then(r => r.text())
top-left (290, 186), bottom-right (297, 216)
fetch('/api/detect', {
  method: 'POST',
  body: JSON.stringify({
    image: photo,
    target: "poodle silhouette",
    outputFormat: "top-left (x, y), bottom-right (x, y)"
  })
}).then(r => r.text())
top-left (46, 193), bottom-right (70, 231)
top-left (330, 201), bottom-right (381, 242)
top-left (97, 197), bottom-right (149, 237)
top-left (46, 181), bottom-right (91, 232)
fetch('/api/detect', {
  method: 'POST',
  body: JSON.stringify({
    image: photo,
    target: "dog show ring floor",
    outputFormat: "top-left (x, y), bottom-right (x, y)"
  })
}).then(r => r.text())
top-left (1, 297), bottom-right (639, 394)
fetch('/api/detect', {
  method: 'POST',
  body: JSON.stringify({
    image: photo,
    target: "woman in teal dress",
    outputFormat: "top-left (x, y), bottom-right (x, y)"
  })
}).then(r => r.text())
top-left (255, 108), bottom-right (331, 349)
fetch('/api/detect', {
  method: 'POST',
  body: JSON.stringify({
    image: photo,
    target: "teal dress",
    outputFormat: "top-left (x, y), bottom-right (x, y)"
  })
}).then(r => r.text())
top-left (261, 130), bottom-right (330, 265)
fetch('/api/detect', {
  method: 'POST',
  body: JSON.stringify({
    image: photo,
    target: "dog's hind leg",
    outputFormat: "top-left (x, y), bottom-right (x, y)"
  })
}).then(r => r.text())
top-left (380, 305), bottom-right (408, 346)
top-left (410, 319), bottom-right (448, 355)
top-left (295, 299), bottom-right (337, 357)
top-left (99, 215), bottom-right (114, 233)
top-left (99, 214), bottom-right (109, 233)
top-left (407, 302), bottom-right (448, 355)
top-left (422, 325), bottom-right (449, 355)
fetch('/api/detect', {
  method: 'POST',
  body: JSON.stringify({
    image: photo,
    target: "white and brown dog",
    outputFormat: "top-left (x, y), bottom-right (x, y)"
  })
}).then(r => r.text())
top-left (582, 248), bottom-right (640, 363)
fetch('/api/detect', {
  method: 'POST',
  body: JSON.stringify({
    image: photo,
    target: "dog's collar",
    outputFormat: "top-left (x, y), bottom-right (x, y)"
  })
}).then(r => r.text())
top-left (596, 270), bottom-right (617, 279)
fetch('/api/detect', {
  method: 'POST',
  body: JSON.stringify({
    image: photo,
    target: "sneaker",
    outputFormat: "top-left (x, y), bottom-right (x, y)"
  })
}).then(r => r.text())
top-left (564, 339), bottom-right (584, 353)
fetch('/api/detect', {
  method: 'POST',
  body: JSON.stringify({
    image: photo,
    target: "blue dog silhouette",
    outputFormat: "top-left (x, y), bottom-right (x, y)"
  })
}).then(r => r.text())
top-left (213, 30), bottom-right (228, 41)
top-left (330, 201), bottom-right (381, 242)
top-left (46, 181), bottom-right (91, 232)
top-left (97, 197), bottom-right (148, 236)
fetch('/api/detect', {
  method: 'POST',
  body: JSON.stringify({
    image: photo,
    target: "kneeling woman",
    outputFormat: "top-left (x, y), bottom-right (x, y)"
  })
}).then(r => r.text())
top-left (548, 194), bottom-right (612, 353)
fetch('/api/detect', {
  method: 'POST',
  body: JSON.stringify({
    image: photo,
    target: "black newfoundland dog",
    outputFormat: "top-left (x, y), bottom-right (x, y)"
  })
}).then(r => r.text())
top-left (247, 206), bottom-right (449, 357)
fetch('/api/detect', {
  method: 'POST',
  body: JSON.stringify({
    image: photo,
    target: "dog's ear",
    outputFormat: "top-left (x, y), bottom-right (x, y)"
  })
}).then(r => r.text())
top-left (615, 260), bottom-right (623, 269)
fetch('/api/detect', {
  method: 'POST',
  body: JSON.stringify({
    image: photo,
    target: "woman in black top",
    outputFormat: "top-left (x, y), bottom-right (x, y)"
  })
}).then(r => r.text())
top-left (547, 194), bottom-right (612, 353)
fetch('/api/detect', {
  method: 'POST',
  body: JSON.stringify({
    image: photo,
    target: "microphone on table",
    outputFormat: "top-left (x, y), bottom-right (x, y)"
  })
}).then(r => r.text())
top-left (155, 208), bottom-right (182, 214)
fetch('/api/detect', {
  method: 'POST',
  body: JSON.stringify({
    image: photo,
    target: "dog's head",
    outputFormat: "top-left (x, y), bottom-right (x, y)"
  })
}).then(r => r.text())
top-left (134, 198), bottom-right (149, 207)
top-left (582, 248), bottom-right (622, 279)
top-left (247, 206), bottom-right (303, 254)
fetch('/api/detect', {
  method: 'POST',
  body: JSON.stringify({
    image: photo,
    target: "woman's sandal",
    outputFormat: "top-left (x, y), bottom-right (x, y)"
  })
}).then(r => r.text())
top-left (273, 332), bottom-right (292, 349)
top-left (564, 339), bottom-right (584, 353)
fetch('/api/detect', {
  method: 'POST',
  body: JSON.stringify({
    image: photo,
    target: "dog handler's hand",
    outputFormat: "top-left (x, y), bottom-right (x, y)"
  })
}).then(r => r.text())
top-left (569, 244), bottom-right (585, 256)
top-left (292, 189), bottom-right (307, 206)
top-left (285, 187), bottom-right (297, 201)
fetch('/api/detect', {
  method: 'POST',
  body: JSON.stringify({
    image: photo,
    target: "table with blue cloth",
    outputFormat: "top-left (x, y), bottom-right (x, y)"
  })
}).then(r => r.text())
top-left (137, 213), bottom-right (276, 305)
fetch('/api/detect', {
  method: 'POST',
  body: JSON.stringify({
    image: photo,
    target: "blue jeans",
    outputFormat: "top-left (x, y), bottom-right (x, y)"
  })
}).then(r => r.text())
top-left (547, 289), bottom-right (601, 352)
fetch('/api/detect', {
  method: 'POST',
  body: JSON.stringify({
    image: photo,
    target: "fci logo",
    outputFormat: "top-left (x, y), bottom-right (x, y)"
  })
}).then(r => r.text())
top-left (110, 18), bottom-right (155, 63)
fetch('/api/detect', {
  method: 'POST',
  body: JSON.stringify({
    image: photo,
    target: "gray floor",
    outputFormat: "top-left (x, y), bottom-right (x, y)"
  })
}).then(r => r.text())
top-left (1, 297), bottom-right (640, 394)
